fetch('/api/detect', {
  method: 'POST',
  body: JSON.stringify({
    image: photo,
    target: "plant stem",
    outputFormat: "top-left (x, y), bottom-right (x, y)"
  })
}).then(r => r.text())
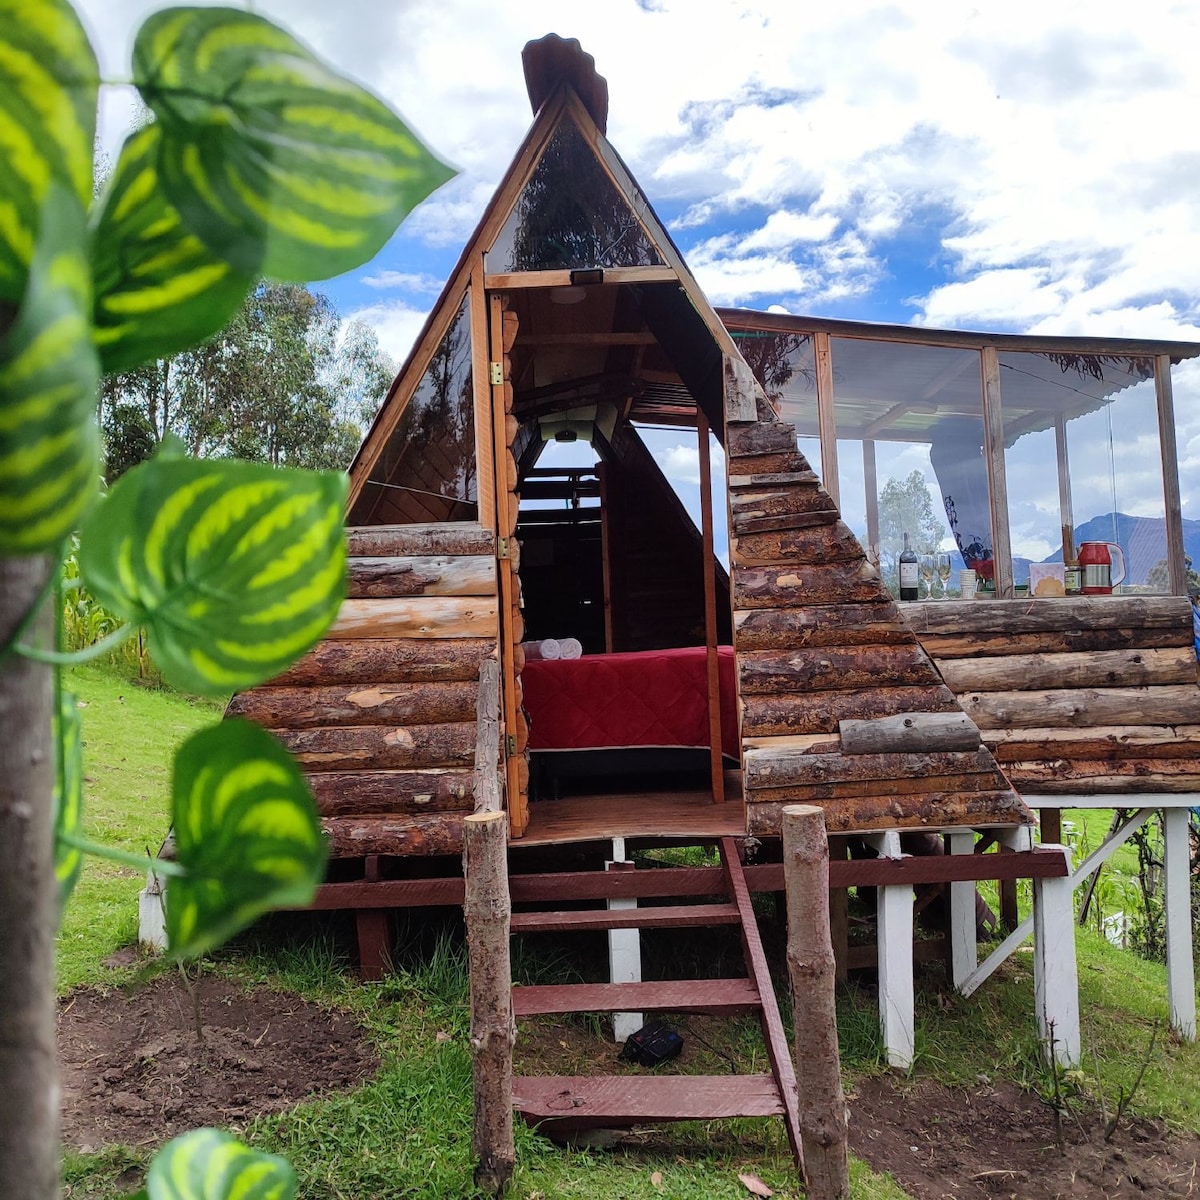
top-left (0, 554), bottom-right (60, 1199)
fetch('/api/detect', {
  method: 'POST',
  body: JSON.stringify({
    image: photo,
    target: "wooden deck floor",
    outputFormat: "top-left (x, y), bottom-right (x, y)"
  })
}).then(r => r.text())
top-left (516, 770), bottom-right (745, 846)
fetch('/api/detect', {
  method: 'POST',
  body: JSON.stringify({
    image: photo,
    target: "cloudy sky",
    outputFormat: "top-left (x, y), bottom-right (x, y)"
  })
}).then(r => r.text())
top-left (76, 0), bottom-right (1200, 549)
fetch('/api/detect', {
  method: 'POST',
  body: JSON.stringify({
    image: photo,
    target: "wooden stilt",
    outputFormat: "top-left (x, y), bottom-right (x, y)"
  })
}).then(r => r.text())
top-left (356, 854), bottom-right (390, 981)
top-left (464, 810), bottom-right (516, 1194)
top-left (1163, 806), bottom-right (1197, 1040)
top-left (870, 832), bottom-right (914, 1070)
top-left (946, 831), bottom-right (977, 991)
top-left (606, 843), bottom-right (642, 1043)
top-left (782, 806), bottom-right (849, 1199)
top-left (1032, 847), bottom-right (1081, 1068)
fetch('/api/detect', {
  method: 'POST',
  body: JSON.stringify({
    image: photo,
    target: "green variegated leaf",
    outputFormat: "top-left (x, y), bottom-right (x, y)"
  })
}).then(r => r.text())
top-left (91, 124), bottom-right (255, 374)
top-left (167, 720), bottom-right (325, 959)
top-left (77, 453), bottom-right (346, 695)
top-left (132, 6), bottom-right (455, 281)
top-left (0, 184), bottom-right (100, 553)
top-left (53, 689), bottom-right (84, 911)
top-left (147, 1127), bottom-right (297, 1200)
top-left (0, 0), bottom-right (99, 302)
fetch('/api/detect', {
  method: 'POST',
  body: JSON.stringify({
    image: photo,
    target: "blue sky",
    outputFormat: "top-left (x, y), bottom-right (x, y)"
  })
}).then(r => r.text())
top-left (78, 0), bottom-right (1200, 534)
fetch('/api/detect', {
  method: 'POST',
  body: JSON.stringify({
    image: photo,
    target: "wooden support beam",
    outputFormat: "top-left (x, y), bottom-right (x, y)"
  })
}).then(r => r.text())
top-left (698, 412), bottom-right (725, 803)
top-left (814, 331), bottom-right (839, 507)
top-left (1164, 806), bottom-right (1197, 1039)
top-left (946, 831), bottom-right (978, 991)
top-left (463, 810), bottom-right (516, 1194)
top-left (1155, 354), bottom-right (1189, 596)
top-left (1033, 854), bottom-right (1081, 1068)
top-left (980, 346), bottom-right (1013, 599)
top-left (876, 865), bottom-right (915, 1070)
top-left (782, 806), bottom-right (848, 1197)
top-left (863, 439), bottom-right (880, 567)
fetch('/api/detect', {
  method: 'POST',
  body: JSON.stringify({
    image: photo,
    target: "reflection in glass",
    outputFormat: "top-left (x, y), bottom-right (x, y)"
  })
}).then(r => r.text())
top-left (355, 294), bottom-right (477, 524)
top-left (999, 351), bottom-right (1162, 592)
top-left (487, 117), bottom-right (664, 272)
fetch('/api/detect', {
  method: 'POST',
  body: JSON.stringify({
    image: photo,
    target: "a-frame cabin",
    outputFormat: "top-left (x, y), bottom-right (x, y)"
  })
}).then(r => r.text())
top-left (231, 36), bottom-right (1033, 864)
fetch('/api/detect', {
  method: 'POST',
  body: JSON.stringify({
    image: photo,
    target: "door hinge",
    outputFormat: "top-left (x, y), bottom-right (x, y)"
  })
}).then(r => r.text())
top-left (489, 361), bottom-right (504, 386)
top-left (497, 536), bottom-right (509, 560)
top-left (506, 734), bottom-right (517, 757)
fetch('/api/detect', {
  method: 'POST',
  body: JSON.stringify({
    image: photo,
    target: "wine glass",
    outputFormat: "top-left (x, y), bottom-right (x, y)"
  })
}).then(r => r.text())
top-left (936, 552), bottom-right (952, 598)
top-left (918, 554), bottom-right (935, 599)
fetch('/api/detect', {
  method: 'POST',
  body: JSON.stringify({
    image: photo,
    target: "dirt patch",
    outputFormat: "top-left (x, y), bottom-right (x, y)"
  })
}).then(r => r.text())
top-left (58, 974), bottom-right (378, 1150)
top-left (850, 1074), bottom-right (1200, 1199)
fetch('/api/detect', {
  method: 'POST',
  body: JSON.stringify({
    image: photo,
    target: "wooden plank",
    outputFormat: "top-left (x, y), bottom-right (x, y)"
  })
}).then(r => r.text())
top-left (917, 626), bottom-right (1192, 658)
top-left (329, 596), bottom-right (498, 639)
top-left (724, 450), bottom-right (812, 477)
top-left (738, 643), bottom-right (937, 694)
top-left (901, 594), bottom-right (1192, 634)
top-left (697, 411), bottom-right (725, 803)
top-left (743, 685), bottom-right (959, 736)
top-left (727, 420), bottom-right (798, 458)
top-left (273, 722), bottom-right (476, 772)
top-left (729, 469), bottom-right (820, 489)
top-left (1156, 354), bottom-right (1189, 596)
top-left (346, 523), bottom-right (494, 557)
top-left (513, 978), bottom-right (759, 1017)
top-left (746, 747), bottom-right (994, 790)
top-left (981, 346), bottom-right (1013, 599)
top-left (731, 520), bottom-right (866, 568)
top-left (308, 769), bottom-right (474, 816)
top-left (266, 637), bottom-right (493, 686)
top-left (490, 293), bottom-right (525, 837)
top-left (745, 790), bottom-right (1030, 836)
top-left (729, 484), bottom-right (835, 520)
top-left (228, 681), bottom-right (479, 729)
top-left (742, 732), bottom-right (842, 754)
top-left (1003, 762), bottom-right (1200, 794)
top-left (839, 711), bottom-right (981, 755)
top-left (734, 560), bottom-right (889, 608)
top-left (512, 1074), bottom-right (784, 1122)
top-left (863, 439), bottom-right (880, 567)
top-left (986, 725), bottom-right (1200, 760)
top-left (323, 811), bottom-right (466, 857)
top-left (734, 602), bottom-right (913, 650)
top-left (747, 770), bottom-right (1009, 804)
top-left (510, 902), bottom-right (741, 934)
top-left (474, 656), bottom-right (503, 814)
top-left (724, 354), bottom-right (758, 423)
top-left (347, 555), bottom-right (497, 598)
top-left (469, 267), bottom-right (496, 531)
top-left (960, 684), bottom-right (1200, 730)
top-left (814, 331), bottom-right (839, 507)
top-left (733, 510), bottom-right (841, 536)
top-left (482, 266), bottom-right (679, 289)
top-left (939, 646), bottom-right (1198, 693)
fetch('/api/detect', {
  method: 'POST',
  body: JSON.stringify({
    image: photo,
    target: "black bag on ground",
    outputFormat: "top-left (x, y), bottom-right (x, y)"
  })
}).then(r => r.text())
top-left (619, 1020), bottom-right (683, 1067)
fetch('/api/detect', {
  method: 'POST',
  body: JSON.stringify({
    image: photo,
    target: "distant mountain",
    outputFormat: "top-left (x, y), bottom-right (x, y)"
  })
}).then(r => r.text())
top-left (1045, 513), bottom-right (1200, 586)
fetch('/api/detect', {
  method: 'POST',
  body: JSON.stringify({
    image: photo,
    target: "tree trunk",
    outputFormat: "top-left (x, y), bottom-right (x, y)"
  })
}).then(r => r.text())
top-left (782, 805), bottom-right (849, 1200)
top-left (0, 555), bottom-right (59, 1200)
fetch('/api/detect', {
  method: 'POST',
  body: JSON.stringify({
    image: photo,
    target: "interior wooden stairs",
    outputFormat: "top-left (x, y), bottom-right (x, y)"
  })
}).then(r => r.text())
top-left (508, 837), bottom-right (803, 1166)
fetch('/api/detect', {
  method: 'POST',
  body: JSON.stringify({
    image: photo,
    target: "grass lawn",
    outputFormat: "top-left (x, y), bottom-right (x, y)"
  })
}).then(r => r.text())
top-left (56, 663), bottom-right (1200, 1198)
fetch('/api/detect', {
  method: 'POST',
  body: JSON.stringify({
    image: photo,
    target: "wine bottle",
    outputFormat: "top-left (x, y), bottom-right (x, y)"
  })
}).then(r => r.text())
top-left (899, 531), bottom-right (919, 600)
top-left (1062, 524), bottom-right (1082, 595)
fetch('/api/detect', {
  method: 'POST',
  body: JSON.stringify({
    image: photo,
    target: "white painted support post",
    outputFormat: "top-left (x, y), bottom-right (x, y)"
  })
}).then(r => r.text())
top-left (946, 831), bottom-right (977, 991)
top-left (1163, 807), bottom-right (1197, 1040)
top-left (606, 838), bottom-right (642, 1043)
top-left (138, 871), bottom-right (167, 950)
top-left (1032, 845), bottom-right (1080, 1068)
top-left (868, 832), bottom-right (914, 1070)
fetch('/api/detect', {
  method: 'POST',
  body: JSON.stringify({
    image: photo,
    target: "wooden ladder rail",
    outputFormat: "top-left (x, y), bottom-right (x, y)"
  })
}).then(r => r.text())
top-left (720, 837), bottom-right (804, 1171)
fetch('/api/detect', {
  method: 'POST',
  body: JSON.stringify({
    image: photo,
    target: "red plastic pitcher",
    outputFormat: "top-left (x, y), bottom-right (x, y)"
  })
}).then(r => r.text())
top-left (1078, 541), bottom-right (1126, 594)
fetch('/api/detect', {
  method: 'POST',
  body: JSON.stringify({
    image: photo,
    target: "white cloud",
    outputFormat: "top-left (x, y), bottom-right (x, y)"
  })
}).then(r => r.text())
top-left (361, 270), bottom-right (442, 293)
top-left (346, 300), bottom-right (431, 364)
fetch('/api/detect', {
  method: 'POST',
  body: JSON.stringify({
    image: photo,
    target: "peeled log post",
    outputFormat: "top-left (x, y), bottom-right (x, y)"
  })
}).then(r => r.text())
top-left (782, 805), bottom-right (849, 1199)
top-left (463, 810), bottom-right (515, 1194)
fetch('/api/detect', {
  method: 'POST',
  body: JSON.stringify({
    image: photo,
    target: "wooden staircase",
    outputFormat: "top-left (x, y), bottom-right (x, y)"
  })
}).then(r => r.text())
top-left (509, 838), bottom-right (803, 1167)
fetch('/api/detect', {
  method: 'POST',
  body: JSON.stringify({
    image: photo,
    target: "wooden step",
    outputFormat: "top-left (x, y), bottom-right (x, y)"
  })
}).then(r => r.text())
top-left (513, 1073), bottom-right (784, 1125)
top-left (513, 977), bottom-right (759, 1017)
top-left (510, 902), bottom-right (739, 934)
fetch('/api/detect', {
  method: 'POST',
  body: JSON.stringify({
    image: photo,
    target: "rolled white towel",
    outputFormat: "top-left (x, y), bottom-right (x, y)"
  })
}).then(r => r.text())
top-left (559, 637), bottom-right (582, 660)
top-left (538, 637), bottom-right (562, 660)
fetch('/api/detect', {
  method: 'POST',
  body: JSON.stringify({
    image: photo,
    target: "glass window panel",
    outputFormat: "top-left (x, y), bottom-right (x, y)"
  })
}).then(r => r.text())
top-left (830, 338), bottom-right (982, 595)
top-left (356, 294), bottom-right (477, 524)
top-left (999, 351), bottom-right (1163, 592)
top-left (487, 117), bottom-right (664, 273)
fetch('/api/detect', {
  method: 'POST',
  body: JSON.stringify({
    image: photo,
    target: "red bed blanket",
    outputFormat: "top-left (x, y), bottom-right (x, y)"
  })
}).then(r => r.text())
top-left (521, 646), bottom-right (739, 757)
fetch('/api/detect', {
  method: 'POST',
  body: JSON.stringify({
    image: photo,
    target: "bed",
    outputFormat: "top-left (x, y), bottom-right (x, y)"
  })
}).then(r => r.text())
top-left (520, 646), bottom-right (739, 796)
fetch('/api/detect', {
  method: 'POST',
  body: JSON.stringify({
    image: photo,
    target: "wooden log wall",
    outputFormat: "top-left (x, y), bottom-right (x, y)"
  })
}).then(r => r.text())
top-left (727, 412), bottom-right (1032, 836)
top-left (226, 522), bottom-right (499, 857)
top-left (904, 596), bottom-right (1200, 794)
